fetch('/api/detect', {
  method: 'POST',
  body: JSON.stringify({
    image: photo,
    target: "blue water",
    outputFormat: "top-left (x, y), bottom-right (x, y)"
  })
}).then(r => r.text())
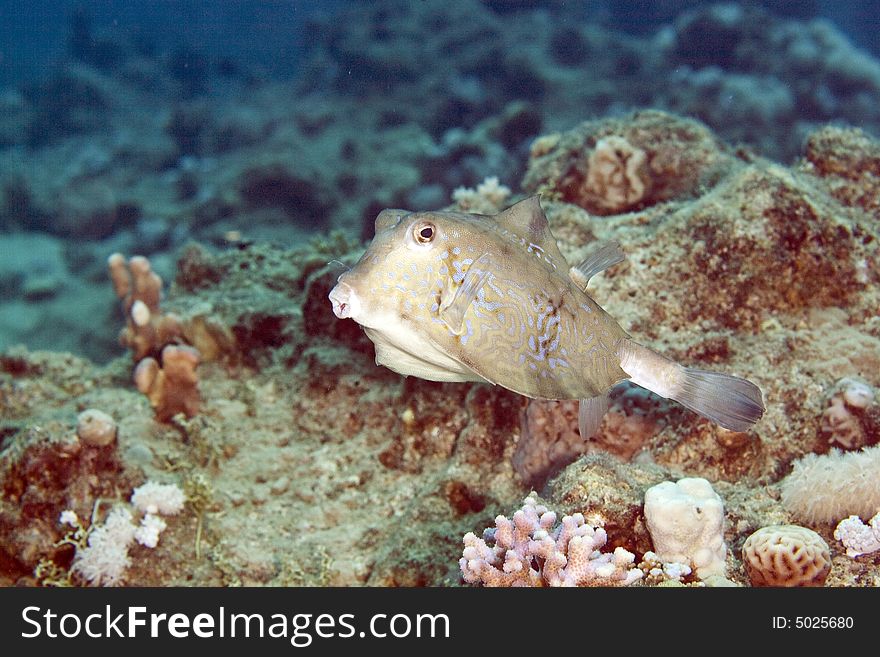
top-left (0, 0), bottom-right (878, 360)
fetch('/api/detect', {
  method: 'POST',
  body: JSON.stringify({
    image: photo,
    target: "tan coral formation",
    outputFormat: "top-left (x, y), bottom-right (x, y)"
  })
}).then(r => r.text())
top-left (523, 110), bottom-right (730, 214)
top-left (133, 344), bottom-right (201, 422)
top-left (821, 377), bottom-right (875, 450)
top-left (742, 525), bottom-right (831, 587)
top-left (583, 136), bottom-right (651, 212)
top-left (75, 409), bottom-right (117, 447)
top-left (108, 253), bottom-right (183, 361)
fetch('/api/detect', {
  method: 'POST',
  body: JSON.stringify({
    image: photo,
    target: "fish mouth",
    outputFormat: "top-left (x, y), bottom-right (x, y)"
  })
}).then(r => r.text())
top-left (328, 282), bottom-right (359, 320)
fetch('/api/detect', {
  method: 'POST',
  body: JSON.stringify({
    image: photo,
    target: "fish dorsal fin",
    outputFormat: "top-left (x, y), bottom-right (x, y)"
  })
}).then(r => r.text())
top-left (569, 240), bottom-right (626, 290)
top-left (494, 196), bottom-right (568, 271)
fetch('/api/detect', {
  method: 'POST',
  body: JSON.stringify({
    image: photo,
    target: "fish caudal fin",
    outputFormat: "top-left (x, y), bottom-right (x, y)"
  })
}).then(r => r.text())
top-left (674, 368), bottom-right (764, 432)
top-left (618, 339), bottom-right (764, 432)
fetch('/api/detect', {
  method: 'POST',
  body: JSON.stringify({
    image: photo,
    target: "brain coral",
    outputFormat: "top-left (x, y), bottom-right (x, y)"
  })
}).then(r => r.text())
top-left (741, 525), bottom-right (831, 587)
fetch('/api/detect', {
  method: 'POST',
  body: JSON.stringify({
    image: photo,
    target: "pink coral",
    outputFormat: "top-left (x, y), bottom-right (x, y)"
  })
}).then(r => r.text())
top-left (460, 493), bottom-right (642, 587)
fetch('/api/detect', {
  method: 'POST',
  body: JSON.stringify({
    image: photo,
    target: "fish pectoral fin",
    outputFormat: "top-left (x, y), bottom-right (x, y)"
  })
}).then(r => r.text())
top-left (439, 252), bottom-right (492, 335)
top-left (569, 240), bottom-right (625, 290)
top-left (578, 393), bottom-right (609, 440)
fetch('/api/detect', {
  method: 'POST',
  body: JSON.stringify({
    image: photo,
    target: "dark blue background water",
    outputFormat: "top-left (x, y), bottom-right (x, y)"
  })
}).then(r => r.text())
top-left (1, 0), bottom-right (879, 360)
top-left (2, 0), bottom-right (877, 87)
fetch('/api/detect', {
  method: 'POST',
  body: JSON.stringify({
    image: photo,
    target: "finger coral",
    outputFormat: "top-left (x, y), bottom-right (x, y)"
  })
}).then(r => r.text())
top-left (108, 253), bottom-right (183, 361)
top-left (133, 344), bottom-right (201, 421)
top-left (460, 492), bottom-right (642, 587)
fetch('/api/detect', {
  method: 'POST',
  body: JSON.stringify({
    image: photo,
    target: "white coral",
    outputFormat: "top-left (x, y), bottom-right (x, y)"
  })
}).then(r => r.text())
top-left (834, 511), bottom-right (880, 558)
top-left (71, 507), bottom-right (137, 586)
top-left (644, 477), bottom-right (727, 579)
top-left (451, 176), bottom-right (511, 214)
top-left (134, 513), bottom-right (168, 549)
top-left (781, 446), bottom-right (880, 523)
top-left (131, 481), bottom-right (185, 515)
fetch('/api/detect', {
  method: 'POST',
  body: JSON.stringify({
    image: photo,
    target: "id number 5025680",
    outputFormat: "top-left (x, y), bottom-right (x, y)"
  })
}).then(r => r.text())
top-left (795, 617), bottom-right (853, 629)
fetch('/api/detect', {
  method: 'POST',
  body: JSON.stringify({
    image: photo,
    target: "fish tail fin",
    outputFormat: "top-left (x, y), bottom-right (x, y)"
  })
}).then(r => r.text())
top-left (618, 339), bottom-right (764, 432)
top-left (674, 368), bottom-right (765, 432)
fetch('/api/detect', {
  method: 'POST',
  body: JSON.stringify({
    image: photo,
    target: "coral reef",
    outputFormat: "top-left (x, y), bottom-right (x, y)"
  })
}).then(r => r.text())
top-left (460, 492), bottom-right (642, 586)
top-left (741, 525), bottom-right (831, 587)
top-left (4, 0), bottom-right (880, 363)
top-left (2, 18), bottom-right (880, 588)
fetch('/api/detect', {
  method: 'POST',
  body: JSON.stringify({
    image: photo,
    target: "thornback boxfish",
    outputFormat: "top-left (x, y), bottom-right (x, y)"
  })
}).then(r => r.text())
top-left (329, 196), bottom-right (764, 438)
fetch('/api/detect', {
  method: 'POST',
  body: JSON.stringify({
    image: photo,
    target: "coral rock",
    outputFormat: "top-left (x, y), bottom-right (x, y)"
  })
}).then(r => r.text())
top-left (523, 110), bottom-right (729, 215)
top-left (644, 477), bottom-right (726, 579)
top-left (75, 409), bottom-right (117, 447)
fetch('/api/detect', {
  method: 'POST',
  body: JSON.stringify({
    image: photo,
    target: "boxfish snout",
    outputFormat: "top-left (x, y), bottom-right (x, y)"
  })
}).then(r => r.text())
top-left (328, 280), bottom-right (360, 320)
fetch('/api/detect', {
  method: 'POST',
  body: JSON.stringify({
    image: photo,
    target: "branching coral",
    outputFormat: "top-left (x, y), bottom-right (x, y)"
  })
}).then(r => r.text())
top-left (108, 253), bottom-right (183, 361)
top-left (450, 176), bottom-right (511, 214)
top-left (109, 253), bottom-right (202, 421)
top-left (460, 492), bottom-right (642, 587)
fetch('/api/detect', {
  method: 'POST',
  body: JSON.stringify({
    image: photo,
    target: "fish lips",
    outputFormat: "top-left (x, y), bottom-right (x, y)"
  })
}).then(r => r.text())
top-left (328, 281), bottom-right (360, 320)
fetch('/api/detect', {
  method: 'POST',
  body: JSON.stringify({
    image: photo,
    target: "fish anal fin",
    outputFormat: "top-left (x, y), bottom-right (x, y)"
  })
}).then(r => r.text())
top-left (569, 241), bottom-right (625, 290)
top-left (578, 393), bottom-right (609, 440)
top-left (439, 253), bottom-right (491, 335)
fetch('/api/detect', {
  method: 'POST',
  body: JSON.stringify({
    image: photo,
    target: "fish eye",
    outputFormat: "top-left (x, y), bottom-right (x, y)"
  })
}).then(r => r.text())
top-left (414, 222), bottom-right (436, 244)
